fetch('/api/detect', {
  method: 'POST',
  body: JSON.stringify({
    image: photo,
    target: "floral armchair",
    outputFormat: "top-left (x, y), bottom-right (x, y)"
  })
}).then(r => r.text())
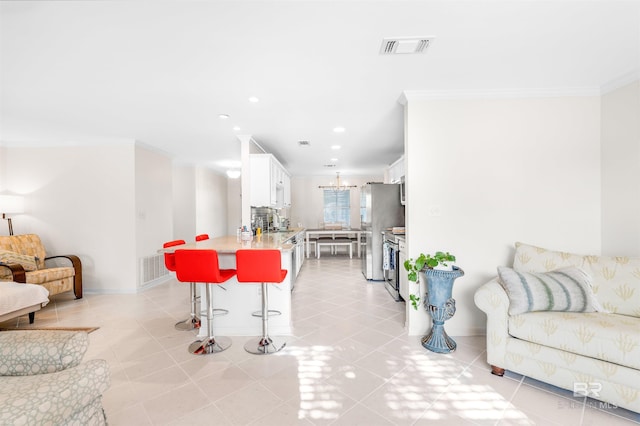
top-left (0, 234), bottom-right (82, 299)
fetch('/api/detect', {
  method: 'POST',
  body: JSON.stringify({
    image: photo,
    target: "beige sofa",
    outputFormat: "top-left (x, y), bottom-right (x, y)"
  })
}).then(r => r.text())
top-left (474, 242), bottom-right (640, 413)
top-left (0, 330), bottom-right (110, 424)
top-left (0, 234), bottom-right (82, 299)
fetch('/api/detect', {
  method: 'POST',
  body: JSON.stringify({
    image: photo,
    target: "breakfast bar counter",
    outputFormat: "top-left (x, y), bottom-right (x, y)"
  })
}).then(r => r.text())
top-left (163, 229), bottom-right (305, 337)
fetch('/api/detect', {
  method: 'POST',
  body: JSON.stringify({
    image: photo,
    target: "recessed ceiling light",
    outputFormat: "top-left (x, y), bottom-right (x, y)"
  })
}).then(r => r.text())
top-left (249, 97), bottom-right (259, 103)
top-left (333, 126), bottom-right (345, 133)
top-left (218, 114), bottom-right (230, 120)
top-left (330, 158), bottom-right (338, 162)
top-left (331, 145), bottom-right (341, 150)
top-left (226, 170), bottom-right (241, 179)
top-left (233, 126), bottom-right (241, 131)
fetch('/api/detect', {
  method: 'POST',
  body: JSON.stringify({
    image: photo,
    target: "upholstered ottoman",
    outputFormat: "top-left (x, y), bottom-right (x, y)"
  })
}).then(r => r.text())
top-left (0, 281), bottom-right (49, 324)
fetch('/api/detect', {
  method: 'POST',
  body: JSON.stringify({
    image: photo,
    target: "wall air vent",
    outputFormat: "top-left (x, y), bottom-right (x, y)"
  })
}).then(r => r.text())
top-left (380, 37), bottom-right (434, 55)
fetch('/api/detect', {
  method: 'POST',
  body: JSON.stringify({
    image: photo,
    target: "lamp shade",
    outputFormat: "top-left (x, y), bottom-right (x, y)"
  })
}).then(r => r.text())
top-left (0, 195), bottom-right (25, 214)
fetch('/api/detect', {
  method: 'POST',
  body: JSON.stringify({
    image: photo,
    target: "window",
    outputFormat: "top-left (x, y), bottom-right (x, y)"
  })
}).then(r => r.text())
top-left (323, 190), bottom-right (350, 226)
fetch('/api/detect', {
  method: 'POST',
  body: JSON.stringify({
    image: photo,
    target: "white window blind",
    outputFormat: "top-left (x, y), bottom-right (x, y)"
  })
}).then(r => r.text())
top-left (323, 190), bottom-right (351, 226)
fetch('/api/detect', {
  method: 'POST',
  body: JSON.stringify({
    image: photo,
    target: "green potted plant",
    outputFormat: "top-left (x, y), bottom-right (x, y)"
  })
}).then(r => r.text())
top-left (404, 251), bottom-right (456, 309)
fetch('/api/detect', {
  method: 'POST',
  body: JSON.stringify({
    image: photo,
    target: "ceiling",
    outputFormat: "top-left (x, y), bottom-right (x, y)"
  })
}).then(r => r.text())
top-left (1, 1), bottom-right (638, 177)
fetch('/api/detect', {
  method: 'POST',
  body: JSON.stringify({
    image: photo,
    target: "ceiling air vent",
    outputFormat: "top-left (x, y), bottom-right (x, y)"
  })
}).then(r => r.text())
top-left (380, 37), bottom-right (434, 55)
top-left (298, 140), bottom-right (311, 146)
top-left (324, 164), bottom-right (337, 168)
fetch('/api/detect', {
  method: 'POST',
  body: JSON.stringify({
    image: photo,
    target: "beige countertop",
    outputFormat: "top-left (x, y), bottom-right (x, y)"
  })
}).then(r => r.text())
top-left (163, 228), bottom-right (306, 253)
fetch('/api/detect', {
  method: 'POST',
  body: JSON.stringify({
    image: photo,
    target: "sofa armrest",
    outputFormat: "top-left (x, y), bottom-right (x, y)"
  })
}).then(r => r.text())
top-left (0, 262), bottom-right (26, 283)
top-left (45, 254), bottom-right (82, 299)
top-left (0, 330), bottom-right (89, 376)
top-left (0, 359), bottom-right (110, 425)
top-left (474, 278), bottom-right (511, 373)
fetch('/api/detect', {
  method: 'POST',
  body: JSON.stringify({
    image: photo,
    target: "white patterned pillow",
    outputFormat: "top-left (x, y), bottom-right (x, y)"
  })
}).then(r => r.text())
top-left (497, 266), bottom-right (603, 315)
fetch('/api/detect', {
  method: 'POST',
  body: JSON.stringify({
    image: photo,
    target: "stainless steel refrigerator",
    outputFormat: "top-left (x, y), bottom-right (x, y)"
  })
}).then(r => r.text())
top-left (361, 183), bottom-right (405, 280)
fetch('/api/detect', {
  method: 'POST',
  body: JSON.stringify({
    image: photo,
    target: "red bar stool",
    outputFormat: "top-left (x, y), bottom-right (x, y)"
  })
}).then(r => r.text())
top-left (162, 239), bottom-right (185, 273)
top-left (236, 249), bottom-right (288, 355)
top-left (175, 249), bottom-right (235, 355)
top-left (195, 234), bottom-right (209, 241)
top-left (165, 239), bottom-right (201, 332)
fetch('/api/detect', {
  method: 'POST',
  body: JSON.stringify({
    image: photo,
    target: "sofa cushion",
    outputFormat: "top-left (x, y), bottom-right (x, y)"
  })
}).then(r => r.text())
top-left (498, 266), bottom-right (601, 315)
top-left (508, 311), bottom-right (640, 370)
top-left (24, 267), bottom-right (75, 284)
top-left (0, 331), bottom-right (88, 376)
top-left (0, 234), bottom-right (47, 270)
top-left (584, 255), bottom-right (640, 317)
top-left (513, 242), bottom-right (585, 272)
top-left (0, 359), bottom-right (109, 424)
top-left (0, 249), bottom-right (38, 271)
top-left (513, 242), bottom-right (640, 317)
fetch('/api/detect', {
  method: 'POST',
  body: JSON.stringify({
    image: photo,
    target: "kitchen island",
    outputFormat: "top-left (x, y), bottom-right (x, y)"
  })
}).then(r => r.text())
top-left (164, 228), bottom-right (305, 337)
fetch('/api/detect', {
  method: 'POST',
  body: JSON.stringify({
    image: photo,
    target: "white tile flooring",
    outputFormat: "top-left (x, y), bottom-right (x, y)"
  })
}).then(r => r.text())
top-left (2, 256), bottom-right (640, 425)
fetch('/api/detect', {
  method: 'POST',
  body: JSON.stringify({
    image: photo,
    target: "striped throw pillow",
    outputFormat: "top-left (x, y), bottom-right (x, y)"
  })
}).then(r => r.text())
top-left (497, 266), bottom-right (602, 315)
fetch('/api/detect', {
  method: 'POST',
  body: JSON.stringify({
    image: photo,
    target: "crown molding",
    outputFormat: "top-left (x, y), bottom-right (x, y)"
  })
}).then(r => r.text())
top-left (600, 69), bottom-right (640, 95)
top-left (399, 86), bottom-right (601, 103)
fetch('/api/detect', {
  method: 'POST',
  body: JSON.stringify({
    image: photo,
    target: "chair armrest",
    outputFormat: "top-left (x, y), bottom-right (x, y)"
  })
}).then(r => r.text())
top-left (0, 262), bottom-right (26, 283)
top-left (0, 330), bottom-right (89, 376)
top-left (0, 359), bottom-right (110, 424)
top-left (45, 254), bottom-right (82, 299)
top-left (474, 278), bottom-right (511, 370)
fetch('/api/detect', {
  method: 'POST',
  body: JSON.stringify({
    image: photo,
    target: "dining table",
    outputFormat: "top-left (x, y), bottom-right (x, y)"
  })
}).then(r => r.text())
top-left (305, 228), bottom-right (363, 258)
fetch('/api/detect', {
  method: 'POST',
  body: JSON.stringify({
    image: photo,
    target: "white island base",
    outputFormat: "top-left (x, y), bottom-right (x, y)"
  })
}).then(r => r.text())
top-left (194, 245), bottom-right (293, 338)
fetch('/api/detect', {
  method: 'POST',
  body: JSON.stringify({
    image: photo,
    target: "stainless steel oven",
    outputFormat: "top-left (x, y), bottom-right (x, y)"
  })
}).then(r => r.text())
top-left (382, 232), bottom-right (402, 301)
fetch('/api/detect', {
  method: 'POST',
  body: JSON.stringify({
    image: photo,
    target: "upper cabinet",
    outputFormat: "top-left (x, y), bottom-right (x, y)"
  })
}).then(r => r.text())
top-left (282, 172), bottom-right (291, 207)
top-left (388, 155), bottom-right (405, 184)
top-left (250, 153), bottom-right (290, 208)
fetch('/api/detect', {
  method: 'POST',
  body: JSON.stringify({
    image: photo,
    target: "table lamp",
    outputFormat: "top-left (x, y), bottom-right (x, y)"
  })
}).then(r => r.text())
top-left (0, 195), bottom-right (25, 236)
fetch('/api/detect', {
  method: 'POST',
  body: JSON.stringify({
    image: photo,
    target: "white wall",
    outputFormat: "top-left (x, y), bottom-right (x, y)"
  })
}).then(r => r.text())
top-left (289, 175), bottom-right (382, 229)
top-left (227, 177), bottom-right (241, 236)
top-left (0, 143), bottom-right (139, 293)
top-left (172, 165), bottom-right (196, 241)
top-left (0, 147), bottom-right (6, 190)
top-left (404, 94), bottom-right (602, 336)
top-left (601, 80), bottom-right (640, 256)
top-left (195, 166), bottom-right (228, 239)
top-left (171, 165), bottom-right (230, 241)
top-left (135, 144), bottom-right (174, 288)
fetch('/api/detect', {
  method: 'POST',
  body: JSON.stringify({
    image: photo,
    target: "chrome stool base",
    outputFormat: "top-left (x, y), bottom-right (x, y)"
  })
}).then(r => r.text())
top-left (189, 336), bottom-right (232, 355)
top-left (174, 316), bottom-right (201, 331)
top-left (244, 336), bottom-right (286, 355)
top-left (176, 283), bottom-right (201, 331)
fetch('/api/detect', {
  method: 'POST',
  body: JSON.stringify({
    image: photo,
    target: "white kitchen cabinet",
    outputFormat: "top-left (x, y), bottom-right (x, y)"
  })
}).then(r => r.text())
top-left (388, 156), bottom-right (405, 184)
top-left (282, 172), bottom-right (291, 207)
top-left (250, 154), bottom-right (274, 207)
top-left (250, 153), bottom-right (289, 207)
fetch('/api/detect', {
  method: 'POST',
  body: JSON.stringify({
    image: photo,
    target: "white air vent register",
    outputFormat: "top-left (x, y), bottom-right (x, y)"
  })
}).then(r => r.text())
top-left (380, 37), bottom-right (434, 54)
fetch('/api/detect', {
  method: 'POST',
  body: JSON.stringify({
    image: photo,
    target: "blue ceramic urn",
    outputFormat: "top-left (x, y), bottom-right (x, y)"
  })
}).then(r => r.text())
top-left (421, 266), bottom-right (464, 353)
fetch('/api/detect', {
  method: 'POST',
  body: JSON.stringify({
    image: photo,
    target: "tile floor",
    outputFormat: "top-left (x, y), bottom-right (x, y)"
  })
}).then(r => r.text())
top-left (2, 256), bottom-right (639, 425)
